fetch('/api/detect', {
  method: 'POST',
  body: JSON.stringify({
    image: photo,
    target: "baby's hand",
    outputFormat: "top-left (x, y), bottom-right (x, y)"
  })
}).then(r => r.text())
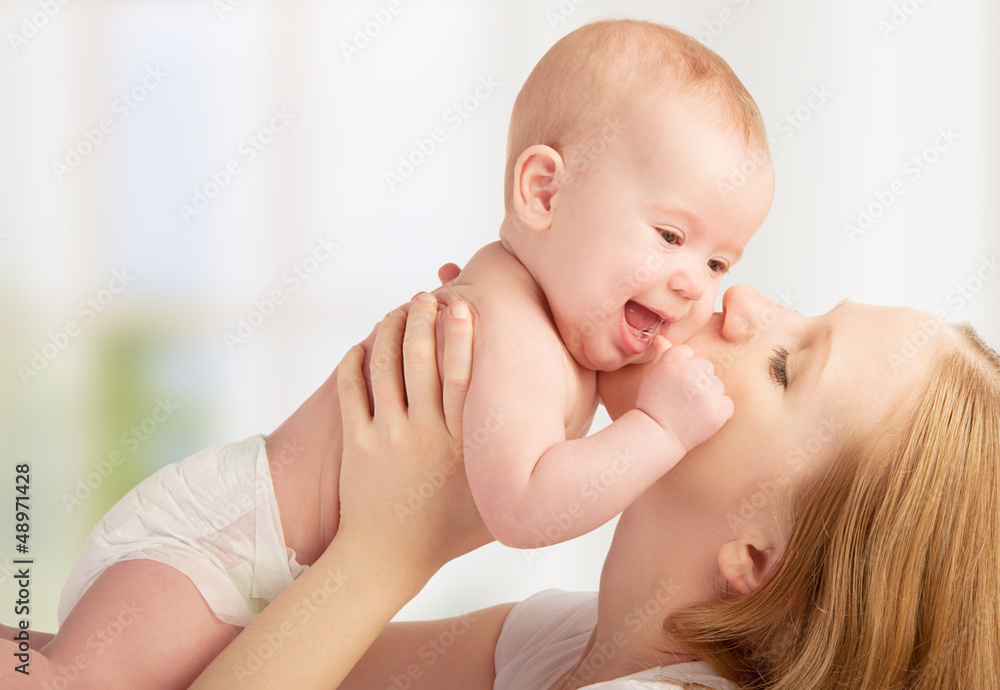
top-left (635, 344), bottom-right (733, 452)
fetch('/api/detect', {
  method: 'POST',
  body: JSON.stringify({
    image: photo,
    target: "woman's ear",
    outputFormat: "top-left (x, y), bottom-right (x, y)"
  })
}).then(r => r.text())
top-left (717, 530), bottom-right (783, 595)
top-left (512, 145), bottom-right (565, 232)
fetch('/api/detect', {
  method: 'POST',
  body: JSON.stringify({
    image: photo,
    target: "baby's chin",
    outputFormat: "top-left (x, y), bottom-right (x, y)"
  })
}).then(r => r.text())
top-left (566, 338), bottom-right (657, 373)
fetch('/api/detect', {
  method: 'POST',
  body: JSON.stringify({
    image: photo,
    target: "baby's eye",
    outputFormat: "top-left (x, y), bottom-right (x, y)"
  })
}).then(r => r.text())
top-left (768, 346), bottom-right (789, 388)
top-left (708, 259), bottom-right (729, 275)
top-left (658, 228), bottom-right (682, 246)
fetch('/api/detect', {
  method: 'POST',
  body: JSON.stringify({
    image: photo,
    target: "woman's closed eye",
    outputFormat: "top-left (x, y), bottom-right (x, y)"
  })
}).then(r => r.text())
top-left (769, 346), bottom-right (789, 388)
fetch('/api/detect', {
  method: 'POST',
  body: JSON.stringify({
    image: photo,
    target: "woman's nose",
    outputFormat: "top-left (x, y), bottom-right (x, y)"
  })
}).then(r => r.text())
top-left (720, 285), bottom-right (780, 343)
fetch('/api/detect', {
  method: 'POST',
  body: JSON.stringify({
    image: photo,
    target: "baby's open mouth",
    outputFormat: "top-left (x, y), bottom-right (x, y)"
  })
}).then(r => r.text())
top-left (621, 300), bottom-right (665, 353)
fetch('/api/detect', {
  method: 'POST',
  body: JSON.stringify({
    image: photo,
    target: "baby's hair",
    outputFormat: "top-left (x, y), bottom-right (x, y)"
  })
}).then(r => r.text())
top-left (503, 19), bottom-right (769, 213)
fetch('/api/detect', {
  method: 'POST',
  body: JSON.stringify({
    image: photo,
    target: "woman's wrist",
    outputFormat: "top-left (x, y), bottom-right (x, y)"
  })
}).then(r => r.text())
top-left (191, 523), bottom-right (435, 689)
top-left (322, 524), bottom-right (440, 600)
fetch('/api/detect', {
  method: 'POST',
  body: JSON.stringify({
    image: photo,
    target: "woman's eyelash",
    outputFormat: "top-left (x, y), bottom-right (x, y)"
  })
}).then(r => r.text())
top-left (769, 346), bottom-right (789, 388)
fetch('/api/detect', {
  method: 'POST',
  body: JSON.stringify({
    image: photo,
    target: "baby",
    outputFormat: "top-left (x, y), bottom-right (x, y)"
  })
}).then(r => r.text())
top-left (424, 20), bottom-right (774, 547)
top-left (39, 19), bottom-right (773, 685)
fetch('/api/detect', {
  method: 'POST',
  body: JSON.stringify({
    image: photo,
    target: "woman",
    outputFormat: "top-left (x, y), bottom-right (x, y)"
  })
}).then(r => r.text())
top-left (192, 284), bottom-right (1000, 689)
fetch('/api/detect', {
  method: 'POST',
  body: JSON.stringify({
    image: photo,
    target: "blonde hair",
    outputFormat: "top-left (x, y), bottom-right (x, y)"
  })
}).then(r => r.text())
top-left (503, 19), bottom-right (770, 214)
top-left (663, 324), bottom-right (1000, 689)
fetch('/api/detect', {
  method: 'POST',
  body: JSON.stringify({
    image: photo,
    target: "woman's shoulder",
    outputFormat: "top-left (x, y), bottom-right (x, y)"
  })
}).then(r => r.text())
top-left (497, 588), bottom-right (599, 653)
top-left (494, 589), bottom-right (600, 690)
top-left (495, 590), bottom-right (735, 690)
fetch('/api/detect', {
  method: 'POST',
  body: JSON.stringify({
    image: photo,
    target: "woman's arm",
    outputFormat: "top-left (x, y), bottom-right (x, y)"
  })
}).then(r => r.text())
top-left (339, 603), bottom-right (515, 690)
top-left (191, 295), bottom-right (494, 689)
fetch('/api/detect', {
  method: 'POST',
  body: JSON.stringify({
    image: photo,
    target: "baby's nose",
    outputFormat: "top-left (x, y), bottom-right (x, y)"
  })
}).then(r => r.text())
top-left (667, 263), bottom-right (707, 301)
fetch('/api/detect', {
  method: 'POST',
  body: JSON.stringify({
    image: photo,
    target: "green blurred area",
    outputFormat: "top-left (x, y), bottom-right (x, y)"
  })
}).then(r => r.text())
top-left (2, 316), bottom-right (218, 632)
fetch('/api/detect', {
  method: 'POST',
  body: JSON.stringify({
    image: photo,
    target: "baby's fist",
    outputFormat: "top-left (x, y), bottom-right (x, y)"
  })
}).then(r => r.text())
top-left (635, 345), bottom-right (733, 452)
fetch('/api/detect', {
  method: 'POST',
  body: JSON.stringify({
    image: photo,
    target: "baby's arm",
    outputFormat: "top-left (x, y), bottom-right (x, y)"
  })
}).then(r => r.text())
top-left (464, 301), bottom-right (732, 548)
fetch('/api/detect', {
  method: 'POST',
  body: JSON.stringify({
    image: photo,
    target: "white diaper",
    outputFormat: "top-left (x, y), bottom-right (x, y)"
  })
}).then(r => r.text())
top-left (57, 434), bottom-right (308, 628)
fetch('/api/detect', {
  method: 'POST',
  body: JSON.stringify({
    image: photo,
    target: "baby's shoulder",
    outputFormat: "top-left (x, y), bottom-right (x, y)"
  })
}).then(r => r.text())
top-left (437, 244), bottom-right (556, 337)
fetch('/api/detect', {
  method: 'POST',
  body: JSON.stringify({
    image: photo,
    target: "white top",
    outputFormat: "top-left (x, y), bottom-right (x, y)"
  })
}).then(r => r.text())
top-left (494, 589), bottom-right (735, 690)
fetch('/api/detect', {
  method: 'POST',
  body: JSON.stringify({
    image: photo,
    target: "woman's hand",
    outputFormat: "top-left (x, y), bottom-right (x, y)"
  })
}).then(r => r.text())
top-left (336, 293), bottom-right (492, 580)
top-left (191, 294), bottom-right (490, 690)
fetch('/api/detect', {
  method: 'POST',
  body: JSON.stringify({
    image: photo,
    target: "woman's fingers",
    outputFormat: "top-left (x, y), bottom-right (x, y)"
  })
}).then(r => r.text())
top-left (442, 301), bottom-right (474, 439)
top-left (336, 345), bottom-right (372, 434)
top-left (369, 310), bottom-right (407, 419)
top-left (402, 294), bottom-right (443, 419)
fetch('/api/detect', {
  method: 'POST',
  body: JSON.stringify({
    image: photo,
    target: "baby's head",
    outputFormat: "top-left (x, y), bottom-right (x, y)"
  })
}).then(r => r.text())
top-left (500, 20), bottom-right (774, 371)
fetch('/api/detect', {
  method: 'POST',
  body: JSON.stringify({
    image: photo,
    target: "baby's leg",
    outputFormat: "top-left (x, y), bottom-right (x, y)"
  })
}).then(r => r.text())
top-left (0, 560), bottom-right (241, 689)
top-left (1, 622), bottom-right (54, 650)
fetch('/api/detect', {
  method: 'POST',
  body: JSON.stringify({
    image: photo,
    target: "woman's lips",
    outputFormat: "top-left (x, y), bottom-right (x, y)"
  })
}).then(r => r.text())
top-left (620, 300), bottom-right (665, 354)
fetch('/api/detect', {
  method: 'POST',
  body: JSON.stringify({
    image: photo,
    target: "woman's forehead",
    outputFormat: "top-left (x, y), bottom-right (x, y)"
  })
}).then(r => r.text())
top-left (819, 302), bottom-right (945, 422)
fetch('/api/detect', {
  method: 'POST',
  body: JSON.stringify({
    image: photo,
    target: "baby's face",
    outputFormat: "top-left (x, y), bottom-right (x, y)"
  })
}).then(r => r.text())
top-left (532, 96), bottom-right (774, 371)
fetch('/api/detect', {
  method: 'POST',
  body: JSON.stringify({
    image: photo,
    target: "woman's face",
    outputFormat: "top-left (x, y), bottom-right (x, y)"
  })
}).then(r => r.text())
top-left (598, 285), bottom-right (941, 527)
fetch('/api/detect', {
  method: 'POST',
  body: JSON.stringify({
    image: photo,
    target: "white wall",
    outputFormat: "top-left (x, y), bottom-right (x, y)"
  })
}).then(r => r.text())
top-left (1, 0), bottom-right (997, 630)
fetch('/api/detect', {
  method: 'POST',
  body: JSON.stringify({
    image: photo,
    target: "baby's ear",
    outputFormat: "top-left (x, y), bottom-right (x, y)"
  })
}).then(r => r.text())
top-left (512, 145), bottom-right (565, 232)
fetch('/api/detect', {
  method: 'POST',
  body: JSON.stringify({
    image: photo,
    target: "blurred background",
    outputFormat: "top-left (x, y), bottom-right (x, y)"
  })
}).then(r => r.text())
top-left (1, 0), bottom-right (997, 632)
